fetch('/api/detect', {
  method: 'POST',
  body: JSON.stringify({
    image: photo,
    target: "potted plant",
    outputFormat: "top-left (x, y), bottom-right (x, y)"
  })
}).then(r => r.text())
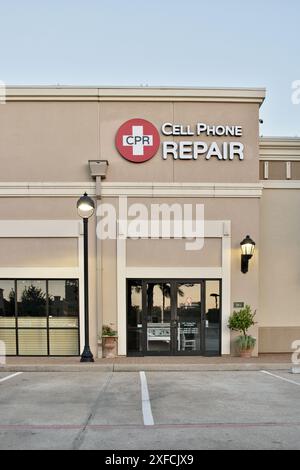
top-left (101, 324), bottom-right (118, 358)
top-left (228, 305), bottom-right (257, 358)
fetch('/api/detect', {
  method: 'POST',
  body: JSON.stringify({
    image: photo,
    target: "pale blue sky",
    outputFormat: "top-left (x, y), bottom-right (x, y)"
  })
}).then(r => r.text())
top-left (0, 0), bottom-right (299, 136)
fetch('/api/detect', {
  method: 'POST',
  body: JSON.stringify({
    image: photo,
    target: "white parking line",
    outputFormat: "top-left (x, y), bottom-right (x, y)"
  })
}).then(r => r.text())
top-left (0, 372), bottom-right (23, 384)
top-left (139, 371), bottom-right (154, 426)
top-left (261, 370), bottom-right (300, 387)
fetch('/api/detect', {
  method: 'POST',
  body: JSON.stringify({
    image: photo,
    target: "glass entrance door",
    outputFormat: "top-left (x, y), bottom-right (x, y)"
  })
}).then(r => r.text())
top-left (127, 279), bottom-right (221, 356)
top-left (175, 282), bottom-right (203, 354)
top-left (146, 282), bottom-right (172, 354)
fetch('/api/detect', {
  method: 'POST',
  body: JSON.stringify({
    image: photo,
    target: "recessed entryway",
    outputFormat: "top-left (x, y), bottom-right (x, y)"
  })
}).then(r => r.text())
top-left (127, 279), bottom-right (221, 356)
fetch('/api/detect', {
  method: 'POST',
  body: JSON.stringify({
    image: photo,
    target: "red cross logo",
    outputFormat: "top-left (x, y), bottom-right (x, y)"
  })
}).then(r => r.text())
top-left (116, 118), bottom-right (160, 163)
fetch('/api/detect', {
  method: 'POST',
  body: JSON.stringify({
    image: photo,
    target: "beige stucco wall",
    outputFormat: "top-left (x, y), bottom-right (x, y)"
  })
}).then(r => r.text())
top-left (259, 327), bottom-right (300, 354)
top-left (259, 189), bottom-right (300, 353)
top-left (267, 162), bottom-right (286, 180)
top-left (0, 102), bottom-right (99, 182)
top-left (0, 197), bottom-right (79, 219)
top-left (0, 238), bottom-right (78, 267)
top-left (292, 162), bottom-right (300, 180)
top-left (126, 238), bottom-right (222, 267)
top-left (101, 237), bottom-right (118, 331)
top-left (0, 100), bottom-right (260, 184)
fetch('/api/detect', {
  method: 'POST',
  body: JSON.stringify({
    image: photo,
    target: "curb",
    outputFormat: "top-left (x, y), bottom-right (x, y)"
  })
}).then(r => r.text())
top-left (113, 363), bottom-right (292, 372)
top-left (0, 363), bottom-right (293, 373)
top-left (0, 365), bottom-right (114, 373)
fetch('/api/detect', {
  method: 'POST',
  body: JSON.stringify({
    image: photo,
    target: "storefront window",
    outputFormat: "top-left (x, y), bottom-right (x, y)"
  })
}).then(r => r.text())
top-left (48, 280), bottom-right (79, 328)
top-left (17, 280), bottom-right (47, 328)
top-left (0, 280), bottom-right (16, 354)
top-left (18, 329), bottom-right (48, 356)
top-left (48, 280), bottom-right (79, 355)
top-left (0, 280), bottom-right (15, 324)
top-left (0, 279), bottom-right (79, 356)
top-left (49, 330), bottom-right (79, 356)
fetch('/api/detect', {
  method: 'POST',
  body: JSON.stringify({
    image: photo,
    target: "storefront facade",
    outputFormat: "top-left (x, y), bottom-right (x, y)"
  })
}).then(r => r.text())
top-left (0, 87), bottom-right (299, 357)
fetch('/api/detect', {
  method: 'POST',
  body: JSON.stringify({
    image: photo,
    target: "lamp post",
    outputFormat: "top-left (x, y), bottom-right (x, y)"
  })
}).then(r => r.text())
top-left (77, 193), bottom-right (95, 363)
top-left (240, 235), bottom-right (256, 274)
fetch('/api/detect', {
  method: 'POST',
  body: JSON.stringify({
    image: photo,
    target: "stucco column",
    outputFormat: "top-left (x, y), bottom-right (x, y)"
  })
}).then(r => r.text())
top-left (89, 161), bottom-right (109, 358)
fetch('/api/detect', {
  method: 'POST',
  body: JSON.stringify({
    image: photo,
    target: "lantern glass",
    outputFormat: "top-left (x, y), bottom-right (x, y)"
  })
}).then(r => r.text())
top-left (241, 235), bottom-right (255, 257)
top-left (77, 193), bottom-right (95, 219)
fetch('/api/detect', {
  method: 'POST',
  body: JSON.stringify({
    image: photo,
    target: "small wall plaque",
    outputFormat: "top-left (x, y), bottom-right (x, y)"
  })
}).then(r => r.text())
top-left (233, 302), bottom-right (245, 309)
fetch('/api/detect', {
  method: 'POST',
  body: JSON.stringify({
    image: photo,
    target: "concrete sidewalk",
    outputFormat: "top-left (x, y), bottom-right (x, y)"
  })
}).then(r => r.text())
top-left (0, 354), bottom-right (293, 372)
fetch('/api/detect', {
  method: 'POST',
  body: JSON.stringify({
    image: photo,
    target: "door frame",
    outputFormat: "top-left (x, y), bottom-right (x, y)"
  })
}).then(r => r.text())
top-left (118, 220), bottom-right (231, 356)
top-left (126, 278), bottom-right (222, 357)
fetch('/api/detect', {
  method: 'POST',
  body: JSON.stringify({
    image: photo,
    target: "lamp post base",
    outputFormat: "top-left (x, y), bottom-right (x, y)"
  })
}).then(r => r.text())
top-left (80, 346), bottom-right (94, 363)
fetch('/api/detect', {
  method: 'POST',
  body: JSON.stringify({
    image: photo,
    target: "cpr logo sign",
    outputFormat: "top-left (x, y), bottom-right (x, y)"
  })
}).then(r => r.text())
top-left (116, 119), bottom-right (160, 163)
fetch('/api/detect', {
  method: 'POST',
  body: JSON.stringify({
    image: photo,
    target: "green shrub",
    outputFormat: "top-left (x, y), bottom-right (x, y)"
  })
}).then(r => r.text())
top-left (228, 305), bottom-right (257, 351)
top-left (228, 305), bottom-right (256, 336)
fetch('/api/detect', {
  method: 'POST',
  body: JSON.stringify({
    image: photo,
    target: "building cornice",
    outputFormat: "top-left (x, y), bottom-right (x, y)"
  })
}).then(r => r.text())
top-left (260, 137), bottom-right (300, 160)
top-left (5, 86), bottom-right (266, 105)
top-left (262, 181), bottom-right (300, 189)
top-left (0, 182), bottom-right (263, 198)
top-left (1, 181), bottom-right (299, 196)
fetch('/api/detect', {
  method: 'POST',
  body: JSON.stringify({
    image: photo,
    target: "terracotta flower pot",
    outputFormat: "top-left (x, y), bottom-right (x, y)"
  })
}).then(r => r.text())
top-left (102, 336), bottom-right (118, 358)
top-left (239, 348), bottom-right (254, 359)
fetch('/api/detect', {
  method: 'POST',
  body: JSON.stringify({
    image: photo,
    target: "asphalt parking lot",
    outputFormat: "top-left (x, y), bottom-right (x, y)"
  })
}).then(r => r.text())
top-left (0, 369), bottom-right (300, 450)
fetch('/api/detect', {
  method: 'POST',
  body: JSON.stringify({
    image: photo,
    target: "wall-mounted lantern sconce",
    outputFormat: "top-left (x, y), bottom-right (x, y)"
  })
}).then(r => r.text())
top-left (240, 235), bottom-right (256, 274)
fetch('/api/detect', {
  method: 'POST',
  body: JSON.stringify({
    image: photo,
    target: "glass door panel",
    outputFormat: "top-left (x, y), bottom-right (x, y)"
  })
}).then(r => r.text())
top-left (205, 280), bottom-right (221, 355)
top-left (127, 280), bottom-right (143, 354)
top-left (146, 283), bottom-right (171, 353)
top-left (176, 283), bottom-right (202, 353)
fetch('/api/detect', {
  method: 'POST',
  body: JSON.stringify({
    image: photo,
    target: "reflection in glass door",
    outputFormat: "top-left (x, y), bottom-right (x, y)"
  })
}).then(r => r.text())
top-left (205, 280), bottom-right (221, 355)
top-left (127, 280), bottom-right (143, 354)
top-left (146, 283), bottom-right (171, 353)
top-left (176, 283), bottom-right (202, 353)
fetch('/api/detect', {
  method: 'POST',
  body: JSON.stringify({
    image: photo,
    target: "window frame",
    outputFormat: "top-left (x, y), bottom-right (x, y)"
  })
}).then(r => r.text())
top-left (0, 278), bottom-right (80, 357)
